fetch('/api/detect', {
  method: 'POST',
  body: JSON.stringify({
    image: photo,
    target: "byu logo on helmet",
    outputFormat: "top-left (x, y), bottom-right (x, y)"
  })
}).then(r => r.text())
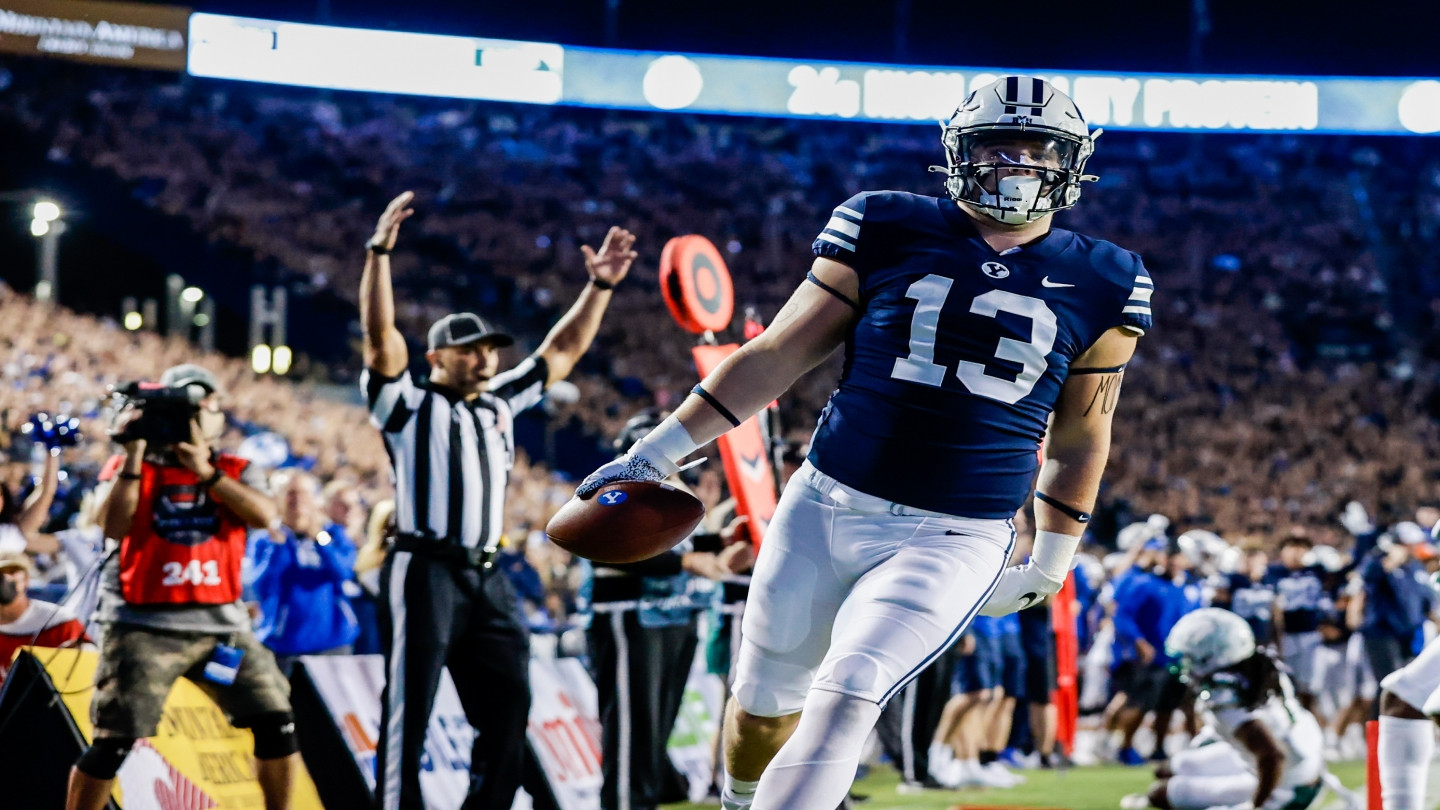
top-left (981, 261), bottom-right (1010, 279)
top-left (598, 491), bottom-right (628, 506)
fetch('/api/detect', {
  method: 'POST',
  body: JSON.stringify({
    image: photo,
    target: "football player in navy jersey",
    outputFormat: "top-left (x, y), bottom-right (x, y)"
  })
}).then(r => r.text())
top-left (1210, 548), bottom-right (1277, 647)
top-left (578, 76), bottom-right (1153, 810)
top-left (1263, 535), bottom-right (1331, 713)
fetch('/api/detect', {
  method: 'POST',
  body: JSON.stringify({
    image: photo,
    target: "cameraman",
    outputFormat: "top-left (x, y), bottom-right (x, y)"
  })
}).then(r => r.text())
top-left (66, 365), bottom-right (297, 810)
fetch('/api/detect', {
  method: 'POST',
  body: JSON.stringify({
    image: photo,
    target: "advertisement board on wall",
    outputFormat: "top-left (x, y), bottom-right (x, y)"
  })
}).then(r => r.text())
top-left (0, 0), bottom-right (188, 70)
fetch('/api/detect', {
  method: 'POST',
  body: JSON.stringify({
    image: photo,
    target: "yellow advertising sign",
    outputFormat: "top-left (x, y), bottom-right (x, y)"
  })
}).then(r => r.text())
top-left (34, 648), bottom-right (324, 810)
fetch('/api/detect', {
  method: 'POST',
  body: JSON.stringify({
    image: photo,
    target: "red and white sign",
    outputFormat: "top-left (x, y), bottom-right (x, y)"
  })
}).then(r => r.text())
top-left (302, 654), bottom-right (606, 810)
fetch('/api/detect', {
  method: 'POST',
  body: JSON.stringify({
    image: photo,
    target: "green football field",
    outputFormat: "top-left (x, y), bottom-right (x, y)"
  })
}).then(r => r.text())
top-left (668, 760), bottom-right (1369, 810)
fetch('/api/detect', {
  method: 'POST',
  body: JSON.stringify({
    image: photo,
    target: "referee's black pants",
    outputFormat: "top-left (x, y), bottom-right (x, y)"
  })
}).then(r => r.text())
top-left (377, 548), bottom-right (534, 810)
top-left (588, 608), bottom-right (698, 810)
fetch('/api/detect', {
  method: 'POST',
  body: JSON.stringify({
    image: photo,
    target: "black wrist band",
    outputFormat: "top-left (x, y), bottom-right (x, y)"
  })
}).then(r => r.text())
top-left (691, 384), bottom-right (742, 428)
top-left (201, 468), bottom-right (224, 489)
top-left (119, 471), bottom-right (142, 481)
top-left (366, 240), bottom-right (391, 256)
top-left (1034, 491), bottom-right (1092, 523)
top-left (589, 277), bottom-right (614, 291)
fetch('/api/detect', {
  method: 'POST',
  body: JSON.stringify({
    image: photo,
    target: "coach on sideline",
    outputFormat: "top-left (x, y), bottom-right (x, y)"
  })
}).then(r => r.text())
top-left (361, 191), bottom-right (636, 810)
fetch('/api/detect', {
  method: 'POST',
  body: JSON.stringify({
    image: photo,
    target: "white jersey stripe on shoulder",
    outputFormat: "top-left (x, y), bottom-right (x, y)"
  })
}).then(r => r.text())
top-left (817, 232), bottom-right (856, 252)
top-left (825, 217), bottom-right (861, 238)
top-left (834, 205), bottom-right (863, 221)
top-left (1128, 287), bottom-right (1154, 304)
top-left (1133, 276), bottom-right (1153, 287)
top-left (1122, 305), bottom-right (1152, 315)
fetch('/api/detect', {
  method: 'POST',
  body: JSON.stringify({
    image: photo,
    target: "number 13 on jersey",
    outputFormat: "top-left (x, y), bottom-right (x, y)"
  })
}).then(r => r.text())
top-left (890, 273), bottom-right (1057, 405)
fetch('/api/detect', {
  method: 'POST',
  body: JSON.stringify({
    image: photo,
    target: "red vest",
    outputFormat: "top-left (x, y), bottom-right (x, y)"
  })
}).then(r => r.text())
top-left (118, 454), bottom-right (252, 605)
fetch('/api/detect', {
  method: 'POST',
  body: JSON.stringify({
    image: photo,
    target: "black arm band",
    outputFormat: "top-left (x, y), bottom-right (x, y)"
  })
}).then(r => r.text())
top-left (201, 468), bottom-right (225, 489)
top-left (589, 277), bottom-right (614, 291)
top-left (806, 272), bottom-right (860, 311)
top-left (1068, 364), bottom-right (1127, 375)
top-left (365, 241), bottom-right (391, 256)
top-left (1034, 491), bottom-right (1092, 523)
top-left (118, 471), bottom-right (142, 481)
top-left (691, 384), bottom-right (742, 427)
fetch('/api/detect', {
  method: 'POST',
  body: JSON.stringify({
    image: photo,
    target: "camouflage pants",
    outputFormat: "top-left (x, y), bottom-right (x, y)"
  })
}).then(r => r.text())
top-left (91, 624), bottom-right (290, 739)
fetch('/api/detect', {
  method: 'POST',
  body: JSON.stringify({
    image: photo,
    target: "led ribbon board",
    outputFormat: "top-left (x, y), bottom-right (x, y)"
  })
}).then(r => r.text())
top-left (187, 14), bottom-right (1440, 135)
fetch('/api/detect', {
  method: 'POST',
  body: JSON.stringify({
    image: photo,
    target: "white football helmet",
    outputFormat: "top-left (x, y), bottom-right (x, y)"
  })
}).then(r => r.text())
top-left (1166, 608), bottom-right (1257, 678)
top-left (932, 76), bottom-right (1100, 225)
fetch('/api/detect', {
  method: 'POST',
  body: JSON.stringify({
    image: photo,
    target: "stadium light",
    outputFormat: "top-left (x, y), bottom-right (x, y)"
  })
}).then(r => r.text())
top-left (272, 345), bottom-right (293, 375)
top-left (251, 344), bottom-right (273, 374)
top-left (123, 312), bottom-right (143, 331)
top-left (181, 286), bottom-right (205, 303)
top-left (29, 200), bottom-right (65, 303)
top-left (193, 313), bottom-right (211, 328)
top-left (32, 201), bottom-right (61, 222)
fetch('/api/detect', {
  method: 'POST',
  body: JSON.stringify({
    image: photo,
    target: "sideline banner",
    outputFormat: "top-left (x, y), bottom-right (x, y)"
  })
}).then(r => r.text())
top-left (0, 648), bottom-right (323, 809)
top-left (297, 654), bottom-right (602, 810)
top-left (0, 0), bottom-right (189, 69)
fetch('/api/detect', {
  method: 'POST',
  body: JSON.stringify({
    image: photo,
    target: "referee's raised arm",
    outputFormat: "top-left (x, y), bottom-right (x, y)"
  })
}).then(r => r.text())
top-left (527, 225), bottom-right (638, 386)
top-left (360, 190), bottom-right (414, 378)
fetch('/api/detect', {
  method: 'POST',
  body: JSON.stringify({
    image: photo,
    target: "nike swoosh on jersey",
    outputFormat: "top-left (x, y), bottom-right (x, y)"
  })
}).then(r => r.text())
top-left (1041, 277), bottom-right (1075, 288)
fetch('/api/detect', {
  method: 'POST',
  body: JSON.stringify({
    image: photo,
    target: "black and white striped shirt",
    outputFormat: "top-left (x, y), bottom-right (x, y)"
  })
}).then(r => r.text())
top-left (362, 356), bottom-right (548, 551)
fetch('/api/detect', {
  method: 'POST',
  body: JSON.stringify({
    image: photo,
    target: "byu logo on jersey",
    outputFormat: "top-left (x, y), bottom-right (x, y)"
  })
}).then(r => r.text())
top-left (981, 261), bottom-right (1010, 279)
top-left (598, 491), bottom-right (628, 506)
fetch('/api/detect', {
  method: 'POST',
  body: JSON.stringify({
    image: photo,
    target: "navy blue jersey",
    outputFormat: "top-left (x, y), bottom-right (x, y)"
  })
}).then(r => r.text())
top-left (808, 191), bottom-right (1152, 518)
top-left (1262, 563), bottom-right (1331, 634)
top-left (1214, 572), bottom-right (1276, 643)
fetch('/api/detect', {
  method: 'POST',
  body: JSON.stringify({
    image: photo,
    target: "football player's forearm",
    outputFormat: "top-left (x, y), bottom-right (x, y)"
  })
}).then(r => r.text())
top-left (1033, 442), bottom-right (1110, 536)
top-left (671, 341), bottom-right (811, 446)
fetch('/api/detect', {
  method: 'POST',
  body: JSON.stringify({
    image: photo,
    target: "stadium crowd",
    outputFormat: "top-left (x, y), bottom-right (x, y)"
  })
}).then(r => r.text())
top-left (2, 56), bottom-right (1440, 800)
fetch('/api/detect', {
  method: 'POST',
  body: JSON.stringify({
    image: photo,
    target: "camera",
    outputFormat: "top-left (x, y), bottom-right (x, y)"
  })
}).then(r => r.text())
top-left (110, 382), bottom-right (203, 446)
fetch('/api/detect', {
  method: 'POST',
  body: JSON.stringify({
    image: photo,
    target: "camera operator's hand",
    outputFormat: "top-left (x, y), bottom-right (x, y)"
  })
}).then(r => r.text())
top-left (174, 419), bottom-right (216, 480)
top-left (110, 407), bottom-right (147, 458)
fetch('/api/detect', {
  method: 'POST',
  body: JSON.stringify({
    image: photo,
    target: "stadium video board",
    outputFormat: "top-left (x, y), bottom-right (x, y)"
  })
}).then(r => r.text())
top-left (0, 0), bottom-right (189, 70)
top-left (185, 13), bottom-right (1440, 135)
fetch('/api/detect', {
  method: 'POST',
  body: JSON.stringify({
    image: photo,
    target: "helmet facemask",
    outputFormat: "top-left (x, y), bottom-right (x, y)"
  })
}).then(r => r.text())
top-left (937, 128), bottom-right (1095, 225)
top-left (930, 77), bottom-right (1101, 225)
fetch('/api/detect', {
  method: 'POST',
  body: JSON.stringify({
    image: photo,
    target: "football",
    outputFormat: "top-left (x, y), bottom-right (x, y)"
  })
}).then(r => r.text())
top-left (546, 480), bottom-right (706, 564)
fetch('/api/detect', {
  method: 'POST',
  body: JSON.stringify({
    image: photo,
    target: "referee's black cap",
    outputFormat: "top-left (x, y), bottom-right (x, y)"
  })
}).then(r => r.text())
top-left (427, 313), bottom-right (515, 352)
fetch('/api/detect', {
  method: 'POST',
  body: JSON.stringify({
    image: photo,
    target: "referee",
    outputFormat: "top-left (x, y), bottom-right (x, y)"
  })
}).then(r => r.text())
top-left (360, 191), bottom-right (636, 810)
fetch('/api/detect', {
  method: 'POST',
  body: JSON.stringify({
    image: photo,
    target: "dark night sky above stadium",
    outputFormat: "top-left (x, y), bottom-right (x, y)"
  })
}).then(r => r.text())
top-left (153, 0), bottom-right (1440, 77)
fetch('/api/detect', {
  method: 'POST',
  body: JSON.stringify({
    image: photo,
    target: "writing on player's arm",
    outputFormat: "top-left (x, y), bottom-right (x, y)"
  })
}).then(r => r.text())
top-left (1032, 326), bottom-right (1139, 536)
top-left (982, 326), bottom-right (1137, 616)
top-left (575, 257), bottom-right (857, 495)
top-left (360, 191), bottom-right (415, 378)
top-left (1232, 719), bottom-right (1286, 808)
top-left (530, 226), bottom-right (637, 385)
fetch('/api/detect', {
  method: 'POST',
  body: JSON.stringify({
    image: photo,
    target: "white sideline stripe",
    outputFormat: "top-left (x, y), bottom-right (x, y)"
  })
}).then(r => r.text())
top-left (382, 551), bottom-right (413, 810)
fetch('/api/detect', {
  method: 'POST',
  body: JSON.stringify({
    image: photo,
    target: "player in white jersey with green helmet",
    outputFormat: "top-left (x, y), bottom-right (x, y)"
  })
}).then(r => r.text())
top-left (1120, 609), bottom-right (1356, 810)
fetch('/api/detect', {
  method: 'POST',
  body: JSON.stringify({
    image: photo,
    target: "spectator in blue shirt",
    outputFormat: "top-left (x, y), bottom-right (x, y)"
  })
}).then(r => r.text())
top-left (1107, 543), bottom-right (1199, 764)
top-left (249, 470), bottom-right (359, 676)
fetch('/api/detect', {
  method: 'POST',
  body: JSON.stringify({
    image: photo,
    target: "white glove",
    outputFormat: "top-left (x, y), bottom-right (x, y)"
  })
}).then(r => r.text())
top-left (575, 444), bottom-right (679, 498)
top-left (980, 562), bottom-right (1065, 617)
top-left (1340, 501), bottom-right (1373, 536)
